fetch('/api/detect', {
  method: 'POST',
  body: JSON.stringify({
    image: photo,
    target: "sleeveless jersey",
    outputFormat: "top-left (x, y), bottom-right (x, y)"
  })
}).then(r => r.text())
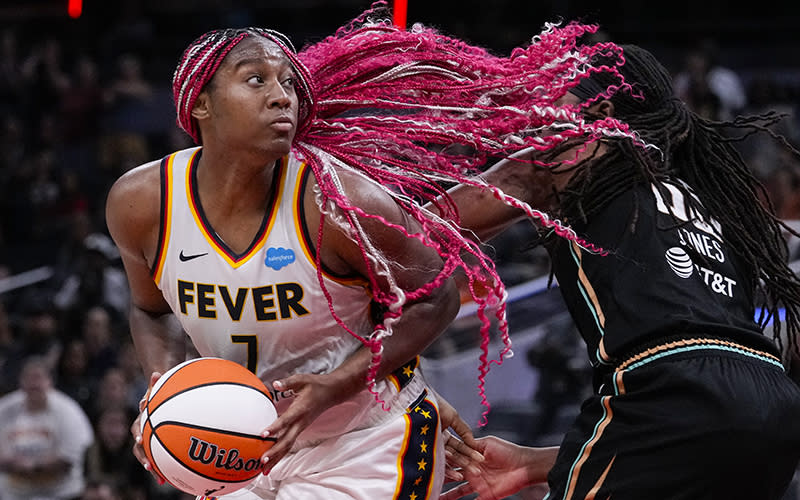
top-left (152, 147), bottom-right (422, 445)
top-left (547, 173), bottom-right (778, 370)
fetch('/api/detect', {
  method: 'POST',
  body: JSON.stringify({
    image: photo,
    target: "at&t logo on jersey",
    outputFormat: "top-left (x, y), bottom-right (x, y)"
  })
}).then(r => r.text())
top-left (665, 247), bottom-right (694, 278)
top-left (265, 247), bottom-right (295, 270)
top-left (664, 246), bottom-right (737, 298)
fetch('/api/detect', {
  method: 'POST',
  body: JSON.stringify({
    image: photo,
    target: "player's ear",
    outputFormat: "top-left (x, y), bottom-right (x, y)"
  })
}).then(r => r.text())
top-left (191, 92), bottom-right (210, 120)
top-left (586, 99), bottom-right (614, 120)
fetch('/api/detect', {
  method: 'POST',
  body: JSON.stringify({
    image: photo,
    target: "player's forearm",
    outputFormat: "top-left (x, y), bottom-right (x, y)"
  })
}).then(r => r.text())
top-left (445, 181), bottom-right (527, 243)
top-left (521, 445), bottom-right (560, 485)
top-left (431, 155), bottom-right (552, 243)
top-left (328, 277), bottom-right (460, 398)
top-left (129, 304), bottom-right (185, 377)
top-left (378, 276), bottom-right (460, 377)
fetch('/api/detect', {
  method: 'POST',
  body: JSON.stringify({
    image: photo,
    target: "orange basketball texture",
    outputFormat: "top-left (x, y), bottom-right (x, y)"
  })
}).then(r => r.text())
top-left (140, 357), bottom-right (277, 497)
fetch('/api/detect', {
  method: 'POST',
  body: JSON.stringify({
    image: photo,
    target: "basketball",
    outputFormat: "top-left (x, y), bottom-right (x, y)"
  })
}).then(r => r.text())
top-left (140, 357), bottom-right (278, 497)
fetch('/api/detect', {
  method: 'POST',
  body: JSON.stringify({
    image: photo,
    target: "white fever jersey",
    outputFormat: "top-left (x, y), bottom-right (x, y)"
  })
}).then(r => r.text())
top-left (151, 147), bottom-right (420, 444)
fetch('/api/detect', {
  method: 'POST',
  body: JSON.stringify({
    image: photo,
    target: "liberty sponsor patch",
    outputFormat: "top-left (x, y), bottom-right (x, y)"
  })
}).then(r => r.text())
top-left (265, 247), bottom-right (295, 270)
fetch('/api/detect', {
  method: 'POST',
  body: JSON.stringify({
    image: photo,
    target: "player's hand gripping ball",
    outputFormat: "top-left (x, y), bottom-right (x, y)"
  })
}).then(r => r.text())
top-left (140, 357), bottom-right (277, 497)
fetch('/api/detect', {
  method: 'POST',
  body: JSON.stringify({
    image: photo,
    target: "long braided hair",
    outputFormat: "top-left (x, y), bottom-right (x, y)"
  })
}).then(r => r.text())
top-left (559, 43), bottom-right (800, 362)
top-left (169, 3), bottom-right (643, 421)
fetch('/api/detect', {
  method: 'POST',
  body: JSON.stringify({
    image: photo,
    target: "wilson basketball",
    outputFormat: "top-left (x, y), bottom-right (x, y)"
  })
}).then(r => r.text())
top-left (140, 357), bottom-right (277, 497)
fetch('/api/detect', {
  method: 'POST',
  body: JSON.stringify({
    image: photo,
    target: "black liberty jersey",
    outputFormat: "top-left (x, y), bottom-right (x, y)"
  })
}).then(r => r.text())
top-left (547, 176), bottom-right (777, 369)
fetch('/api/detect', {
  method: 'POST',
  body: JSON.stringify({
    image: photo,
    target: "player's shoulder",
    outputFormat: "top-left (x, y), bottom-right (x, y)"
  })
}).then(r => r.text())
top-left (111, 146), bottom-right (200, 190)
top-left (334, 166), bottom-right (396, 206)
top-left (109, 157), bottom-right (164, 199)
top-left (105, 155), bottom-right (169, 241)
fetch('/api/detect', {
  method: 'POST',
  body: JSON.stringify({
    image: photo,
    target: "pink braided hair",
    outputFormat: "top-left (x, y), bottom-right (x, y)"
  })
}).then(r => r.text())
top-left (170, 2), bottom-right (639, 424)
top-left (294, 3), bottom-right (640, 422)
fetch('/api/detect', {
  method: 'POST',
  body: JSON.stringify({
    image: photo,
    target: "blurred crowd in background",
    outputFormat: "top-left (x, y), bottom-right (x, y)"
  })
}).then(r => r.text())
top-left (0, 1), bottom-right (799, 499)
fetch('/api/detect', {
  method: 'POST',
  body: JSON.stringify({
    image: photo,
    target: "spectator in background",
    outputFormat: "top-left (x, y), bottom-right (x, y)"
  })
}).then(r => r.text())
top-left (81, 306), bottom-right (120, 379)
top-left (84, 407), bottom-right (149, 500)
top-left (59, 53), bottom-right (104, 185)
top-left (27, 148), bottom-right (62, 240)
top-left (99, 0), bottom-right (156, 63)
top-left (4, 121), bottom-right (64, 269)
top-left (53, 232), bottom-right (130, 324)
top-left (0, 28), bottom-right (24, 115)
top-left (738, 76), bottom-right (800, 226)
top-left (55, 170), bottom-right (90, 223)
top-left (759, 147), bottom-right (800, 220)
top-left (89, 367), bottom-right (136, 424)
top-left (19, 37), bottom-right (69, 142)
top-left (51, 171), bottom-right (93, 262)
top-left (0, 299), bottom-right (17, 395)
top-left (80, 479), bottom-right (122, 500)
top-left (3, 293), bottom-right (63, 385)
top-left (56, 338), bottom-right (96, 414)
top-left (673, 38), bottom-right (747, 121)
top-left (0, 113), bottom-right (27, 178)
top-left (102, 53), bottom-right (154, 127)
top-left (99, 53), bottom-right (154, 177)
top-left (51, 211), bottom-right (93, 291)
top-left (0, 355), bottom-right (94, 500)
top-left (0, 114), bottom-right (26, 256)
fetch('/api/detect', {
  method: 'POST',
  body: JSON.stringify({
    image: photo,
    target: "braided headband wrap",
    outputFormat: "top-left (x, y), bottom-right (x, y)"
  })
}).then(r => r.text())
top-left (172, 27), bottom-right (316, 144)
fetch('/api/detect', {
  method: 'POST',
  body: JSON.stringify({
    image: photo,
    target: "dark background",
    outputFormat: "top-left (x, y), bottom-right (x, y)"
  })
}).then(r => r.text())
top-left (3, 0), bottom-right (798, 81)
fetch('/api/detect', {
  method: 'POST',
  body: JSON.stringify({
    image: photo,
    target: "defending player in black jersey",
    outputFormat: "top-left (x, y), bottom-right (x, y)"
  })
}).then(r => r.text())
top-left (439, 44), bottom-right (800, 500)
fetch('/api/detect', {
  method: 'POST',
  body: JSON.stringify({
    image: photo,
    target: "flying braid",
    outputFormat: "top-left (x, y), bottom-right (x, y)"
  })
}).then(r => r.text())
top-left (170, 1), bottom-right (641, 421)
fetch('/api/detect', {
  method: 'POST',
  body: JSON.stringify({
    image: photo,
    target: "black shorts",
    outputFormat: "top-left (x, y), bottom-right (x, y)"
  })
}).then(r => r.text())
top-left (546, 338), bottom-right (800, 500)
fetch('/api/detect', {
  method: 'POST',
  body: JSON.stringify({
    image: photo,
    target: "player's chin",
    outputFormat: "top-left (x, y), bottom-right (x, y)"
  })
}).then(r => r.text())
top-left (261, 136), bottom-right (294, 156)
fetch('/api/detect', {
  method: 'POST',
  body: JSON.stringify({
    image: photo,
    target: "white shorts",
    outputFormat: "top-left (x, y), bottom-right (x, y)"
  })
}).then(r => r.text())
top-left (202, 389), bottom-right (444, 500)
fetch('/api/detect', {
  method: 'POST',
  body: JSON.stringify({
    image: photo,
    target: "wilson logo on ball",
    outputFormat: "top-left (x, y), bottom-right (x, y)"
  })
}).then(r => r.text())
top-left (140, 357), bottom-right (278, 496)
top-left (187, 436), bottom-right (263, 472)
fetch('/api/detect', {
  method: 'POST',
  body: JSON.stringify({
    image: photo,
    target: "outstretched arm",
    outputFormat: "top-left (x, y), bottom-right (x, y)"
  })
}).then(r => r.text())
top-left (431, 149), bottom-right (558, 243)
top-left (442, 435), bottom-right (559, 500)
top-left (433, 392), bottom-right (485, 483)
top-left (434, 390), bottom-right (559, 500)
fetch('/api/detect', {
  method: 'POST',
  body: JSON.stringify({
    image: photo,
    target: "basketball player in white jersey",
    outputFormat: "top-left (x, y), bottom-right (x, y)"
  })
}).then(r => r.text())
top-left (105, 28), bottom-right (459, 500)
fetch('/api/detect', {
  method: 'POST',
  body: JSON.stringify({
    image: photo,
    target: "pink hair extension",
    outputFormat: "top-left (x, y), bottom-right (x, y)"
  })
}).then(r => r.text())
top-left (170, 2), bottom-right (646, 422)
top-left (173, 31), bottom-right (247, 143)
top-left (297, 142), bottom-right (473, 408)
top-left (290, 2), bottom-right (648, 417)
top-left (287, 2), bottom-right (650, 420)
